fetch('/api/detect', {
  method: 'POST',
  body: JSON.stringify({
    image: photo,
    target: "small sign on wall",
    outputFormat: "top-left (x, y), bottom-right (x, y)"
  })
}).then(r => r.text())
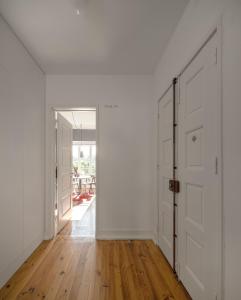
top-left (104, 104), bottom-right (119, 108)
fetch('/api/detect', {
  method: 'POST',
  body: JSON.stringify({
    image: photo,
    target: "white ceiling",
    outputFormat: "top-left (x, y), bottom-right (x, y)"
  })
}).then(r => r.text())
top-left (59, 110), bottom-right (96, 129)
top-left (0, 0), bottom-right (189, 75)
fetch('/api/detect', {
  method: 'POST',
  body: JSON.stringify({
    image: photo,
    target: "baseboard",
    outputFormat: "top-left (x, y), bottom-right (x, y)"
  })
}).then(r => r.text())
top-left (0, 233), bottom-right (43, 288)
top-left (152, 230), bottom-right (158, 245)
top-left (96, 230), bottom-right (154, 240)
top-left (44, 231), bottom-right (54, 240)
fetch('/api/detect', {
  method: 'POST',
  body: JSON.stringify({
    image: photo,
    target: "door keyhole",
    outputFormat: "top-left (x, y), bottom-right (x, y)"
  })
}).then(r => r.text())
top-left (192, 135), bottom-right (197, 142)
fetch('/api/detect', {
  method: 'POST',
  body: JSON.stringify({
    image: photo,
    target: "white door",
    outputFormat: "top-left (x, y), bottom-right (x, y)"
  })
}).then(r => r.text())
top-left (158, 88), bottom-right (174, 266)
top-left (178, 33), bottom-right (220, 299)
top-left (57, 113), bottom-right (73, 232)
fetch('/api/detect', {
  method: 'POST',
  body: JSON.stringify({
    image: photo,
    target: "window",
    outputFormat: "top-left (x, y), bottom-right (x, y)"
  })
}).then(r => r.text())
top-left (72, 142), bottom-right (96, 176)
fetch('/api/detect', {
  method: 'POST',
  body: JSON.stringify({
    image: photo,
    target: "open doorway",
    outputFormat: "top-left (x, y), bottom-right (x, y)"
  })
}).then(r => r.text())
top-left (55, 108), bottom-right (96, 238)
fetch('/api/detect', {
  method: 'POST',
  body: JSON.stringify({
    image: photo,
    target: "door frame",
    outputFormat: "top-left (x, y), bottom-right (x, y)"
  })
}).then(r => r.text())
top-left (156, 19), bottom-right (223, 299)
top-left (45, 105), bottom-right (99, 239)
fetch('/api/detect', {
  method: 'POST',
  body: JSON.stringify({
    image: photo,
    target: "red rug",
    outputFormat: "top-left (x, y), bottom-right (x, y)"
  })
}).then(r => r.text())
top-left (72, 192), bottom-right (94, 206)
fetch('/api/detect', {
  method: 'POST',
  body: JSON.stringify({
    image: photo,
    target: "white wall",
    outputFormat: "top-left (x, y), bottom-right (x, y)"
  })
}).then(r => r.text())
top-left (0, 17), bottom-right (45, 287)
top-left (46, 75), bottom-right (154, 239)
top-left (153, 0), bottom-right (241, 299)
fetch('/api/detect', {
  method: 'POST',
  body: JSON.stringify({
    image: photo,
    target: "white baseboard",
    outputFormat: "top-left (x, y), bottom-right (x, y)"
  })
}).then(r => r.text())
top-left (44, 231), bottom-right (54, 240)
top-left (152, 230), bottom-right (158, 245)
top-left (96, 230), bottom-right (154, 240)
top-left (0, 233), bottom-right (43, 288)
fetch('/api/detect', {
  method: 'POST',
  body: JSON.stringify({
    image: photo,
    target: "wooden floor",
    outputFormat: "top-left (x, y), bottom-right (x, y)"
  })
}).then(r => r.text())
top-left (0, 222), bottom-right (190, 300)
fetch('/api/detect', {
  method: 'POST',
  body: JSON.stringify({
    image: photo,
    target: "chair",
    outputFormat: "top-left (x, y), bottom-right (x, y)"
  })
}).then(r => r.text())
top-left (79, 177), bottom-right (87, 193)
top-left (90, 176), bottom-right (96, 194)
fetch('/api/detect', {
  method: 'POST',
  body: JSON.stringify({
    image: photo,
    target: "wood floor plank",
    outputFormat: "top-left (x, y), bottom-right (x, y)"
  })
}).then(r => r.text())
top-left (0, 222), bottom-right (190, 300)
top-left (111, 241), bottom-right (124, 300)
top-left (119, 241), bottom-right (143, 300)
top-left (131, 241), bottom-right (157, 300)
top-left (68, 241), bottom-right (92, 299)
top-left (144, 240), bottom-right (191, 300)
top-left (138, 241), bottom-right (174, 300)
top-left (0, 240), bottom-right (55, 300)
top-left (17, 239), bottom-right (69, 299)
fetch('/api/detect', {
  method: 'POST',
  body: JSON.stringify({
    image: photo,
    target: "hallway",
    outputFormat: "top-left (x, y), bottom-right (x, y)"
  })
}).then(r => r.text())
top-left (0, 225), bottom-right (190, 300)
top-left (1, 1), bottom-right (241, 298)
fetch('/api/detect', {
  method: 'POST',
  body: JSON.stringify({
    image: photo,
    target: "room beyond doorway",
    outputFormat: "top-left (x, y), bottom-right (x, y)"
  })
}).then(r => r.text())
top-left (55, 108), bottom-right (97, 238)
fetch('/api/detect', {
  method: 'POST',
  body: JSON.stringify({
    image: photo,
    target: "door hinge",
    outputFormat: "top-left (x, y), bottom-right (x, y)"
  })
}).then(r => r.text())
top-left (157, 164), bottom-right (160, 170)
top-left (215, 47), bottom-right (218, 65)
top-left (56, 166), bottom-right (58, 179)
top-left (169, 179), bottom-right (180, 193)
top-left (158, 113), bottom-right (160, 119)
top-left (215, 157), bottom-right (218, 175)
top-left (175, 262), bottom-right (180, 278)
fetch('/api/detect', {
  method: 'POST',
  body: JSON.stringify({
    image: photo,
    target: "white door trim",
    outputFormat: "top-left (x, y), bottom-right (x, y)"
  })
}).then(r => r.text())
top-left (45, 105), bottom-right (99, 239)
top-left (156, 18), bottom-right (223, 299)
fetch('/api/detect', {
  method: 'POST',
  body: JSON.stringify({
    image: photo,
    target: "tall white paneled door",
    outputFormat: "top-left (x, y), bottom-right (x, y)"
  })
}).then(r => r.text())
top-left (158, 30), bottom-right (221, 300)
top-left (57, 113), bottom-right (73, 233)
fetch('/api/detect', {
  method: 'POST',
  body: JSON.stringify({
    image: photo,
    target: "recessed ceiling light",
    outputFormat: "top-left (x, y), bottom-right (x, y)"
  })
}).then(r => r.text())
top-left (75, 0), bottom-right (88, 15)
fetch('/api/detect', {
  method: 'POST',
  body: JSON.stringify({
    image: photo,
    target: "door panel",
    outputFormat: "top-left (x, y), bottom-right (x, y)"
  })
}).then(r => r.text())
top-left (178, 33), bottom-right (219, 300)
top-left (57, 113), bottom-right (72, 232)
top-left (158, 88), bottom-right (174, 266)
